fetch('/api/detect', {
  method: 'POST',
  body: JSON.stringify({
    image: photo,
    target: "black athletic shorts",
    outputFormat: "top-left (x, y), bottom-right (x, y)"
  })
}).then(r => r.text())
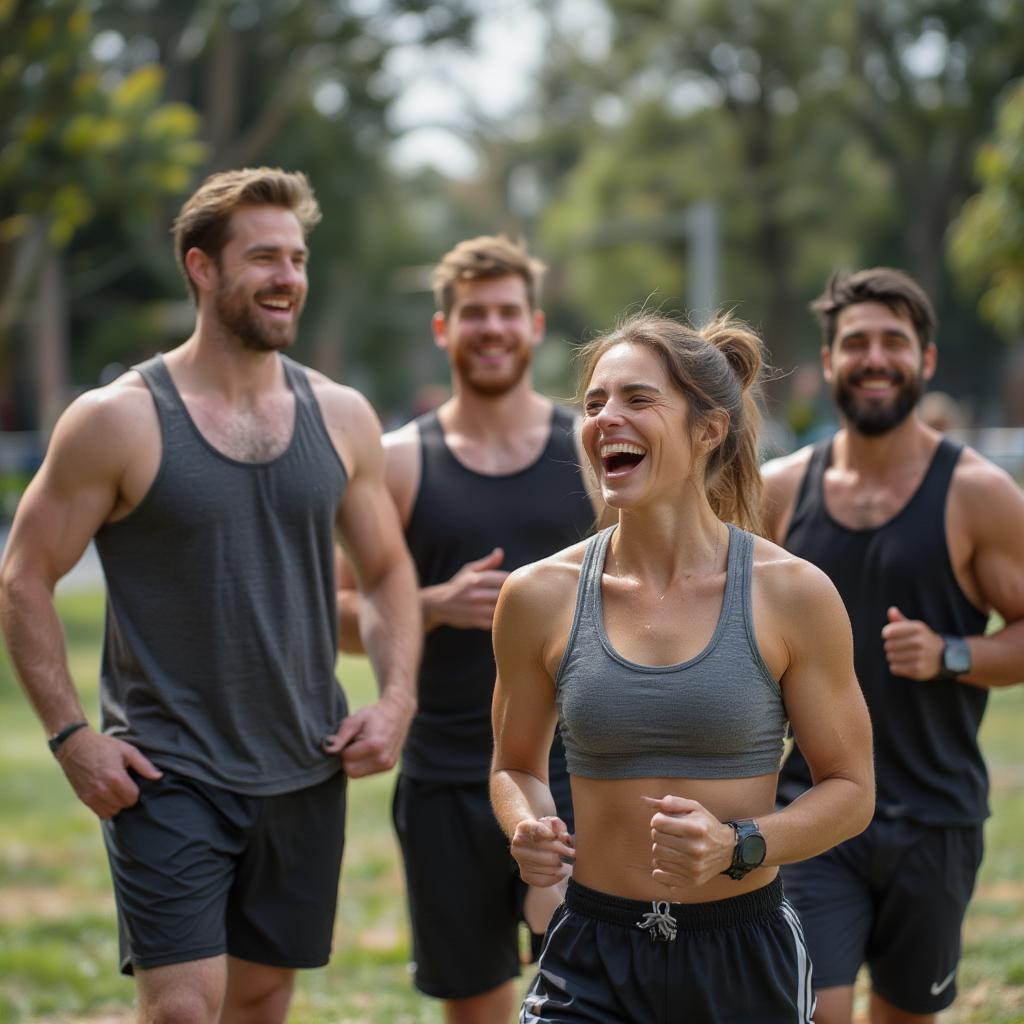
top-left (392, 774), bottom-right (572, 1000)
top-left (779, 815), bottom-right (983, 1015)
top-left (522, 877), bottom-right (814, 1023)
top-left (102, 767), bottom-right (347, 975)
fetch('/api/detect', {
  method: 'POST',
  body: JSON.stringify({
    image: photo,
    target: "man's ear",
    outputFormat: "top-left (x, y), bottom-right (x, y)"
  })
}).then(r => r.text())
top-left (432, 311), bottom-right (449, 352)
top-left (531, 308), bottom-right (546, 346)
top-left (921, 341), bottom-right (937, 382)
top-left (821, 345), bottom-right (833, 384)
top-left (184, 247), bottom-right (216, 295)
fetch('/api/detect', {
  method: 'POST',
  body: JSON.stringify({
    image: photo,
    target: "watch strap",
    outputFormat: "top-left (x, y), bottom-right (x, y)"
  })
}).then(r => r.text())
top-left (721, 818), bottom-right (765, 880)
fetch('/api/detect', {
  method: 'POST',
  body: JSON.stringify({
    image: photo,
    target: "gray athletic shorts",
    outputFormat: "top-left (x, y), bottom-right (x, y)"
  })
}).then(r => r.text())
top-left (523, 877), bottom-right (814, 1023)
top-left (779, 815), bottom-right (983, 1014)
top-left (102, 767), bottom-right (346, 974)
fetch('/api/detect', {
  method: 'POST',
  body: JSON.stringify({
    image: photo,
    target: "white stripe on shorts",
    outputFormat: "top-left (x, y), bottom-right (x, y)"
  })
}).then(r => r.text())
top-left (780, 899), bottom-right (815, 1023)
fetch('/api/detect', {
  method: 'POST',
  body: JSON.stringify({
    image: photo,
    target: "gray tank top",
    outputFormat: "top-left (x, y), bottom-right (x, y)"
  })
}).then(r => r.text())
top-left (555, 524), bottom-right (788, 780)
top-left (94, 354), bottom-right (349, 796)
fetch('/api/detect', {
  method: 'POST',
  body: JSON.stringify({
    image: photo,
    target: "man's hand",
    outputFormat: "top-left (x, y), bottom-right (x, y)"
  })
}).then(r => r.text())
top-left (324, 696), bottom-right (415, 778)
top-left (644, 795), bottom-right (735, 890)
top-left (423, 548), bottom-right (509, 632)
top-left (510, 815), bottom-right (575, 888)
top-left (882, 606), bottom-right (945, 680)
top-left (56, 728), bottom-right (162, 820)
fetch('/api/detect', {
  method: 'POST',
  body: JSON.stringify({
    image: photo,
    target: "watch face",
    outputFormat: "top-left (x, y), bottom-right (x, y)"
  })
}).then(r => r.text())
top-left (944, 638), bottom-right (971, 675)
top-left (739, 833), bottom-right (767, 869)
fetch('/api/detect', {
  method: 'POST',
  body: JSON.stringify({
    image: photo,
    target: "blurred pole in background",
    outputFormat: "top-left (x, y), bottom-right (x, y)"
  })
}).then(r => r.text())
top-left (686, 200), bottom-right (718, 326)
top-left (31, 252), bottom-right (69, 434)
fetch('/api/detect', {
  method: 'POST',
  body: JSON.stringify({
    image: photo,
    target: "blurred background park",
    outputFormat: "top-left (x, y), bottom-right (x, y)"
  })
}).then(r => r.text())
top-left (3, 0), bottom-right (1024, 473)
top-left (2, 0), bottom-right (1024, 1021)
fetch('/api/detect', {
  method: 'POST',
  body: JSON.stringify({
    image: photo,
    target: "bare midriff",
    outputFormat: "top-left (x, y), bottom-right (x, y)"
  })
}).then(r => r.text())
top-left (569, 773), bottom-right (780, 903)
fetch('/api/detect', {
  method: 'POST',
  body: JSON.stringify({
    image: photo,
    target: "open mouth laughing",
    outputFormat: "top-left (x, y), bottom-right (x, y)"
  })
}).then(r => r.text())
top-left (600, 441), bottom-right (647, 476)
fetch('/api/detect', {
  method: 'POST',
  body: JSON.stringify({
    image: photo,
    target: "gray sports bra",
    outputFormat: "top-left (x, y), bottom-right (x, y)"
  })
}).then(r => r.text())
top-left (555, 524), bottom-right (788, 780)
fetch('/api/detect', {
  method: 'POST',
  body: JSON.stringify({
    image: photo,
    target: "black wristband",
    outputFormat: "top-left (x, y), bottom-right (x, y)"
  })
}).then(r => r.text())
top-left (48, 720), bottom-right (88, 754)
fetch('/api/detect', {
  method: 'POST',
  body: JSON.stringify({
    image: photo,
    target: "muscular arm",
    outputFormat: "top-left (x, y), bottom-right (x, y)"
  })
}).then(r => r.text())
top-left (647, 555), bottom-right (874, 890)
top-left (337, 421), bottom-right (509, 650)
top-left (883, 457), bottom-right (1024, 687)
top-left (320, 389), bottom-right (421, 777)
top-left (0, 388), bottom-right (162, 817)
top-left (490, 565), bottom-right (575, 886)
top-left (757, 559), bottom-right (875, 865)
top-left (962, 472), bottom-right (1024, 686)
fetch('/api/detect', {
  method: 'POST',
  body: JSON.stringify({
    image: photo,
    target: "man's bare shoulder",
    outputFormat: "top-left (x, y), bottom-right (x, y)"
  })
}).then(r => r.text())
top-left (951, 444), bottom-right (1024, 530)
top-left (953, 444), bottom-right (1022, 496)
top-left (383, 419), bottom-right (420, 458)
top-left (303, 367), bottom-right (379, 429)
top-left (54, 371), bottom-right (155, 449)
top-left (760, 444), bottom-right (817, 541)
top-left (761, 444), bottom-right (815, 489)
top-left (25, 372), bottom-right (158, 501)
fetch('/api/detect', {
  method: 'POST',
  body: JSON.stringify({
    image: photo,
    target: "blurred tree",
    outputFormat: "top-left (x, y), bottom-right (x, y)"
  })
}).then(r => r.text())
top-left (948, 78), bottom-right (1024, 343)
top-left (532, 0), bottom-right (896, 372)
top-left (526, 0), bottom-right (1022, 401)
top-left (80, 0), bottom-right (478, 412)
top-left (849, 1), bottom-right (1024, 300)
top-left (0, 0), bottom-right (204, 427)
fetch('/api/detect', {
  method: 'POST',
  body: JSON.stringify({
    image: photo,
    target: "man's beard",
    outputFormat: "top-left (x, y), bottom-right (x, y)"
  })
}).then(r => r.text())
top-left (454, 344), bottom-right (532, 397)
top-left (834, 368), bottom-right (923, 436)
top-left (214, 278), bottom-right (300, 352)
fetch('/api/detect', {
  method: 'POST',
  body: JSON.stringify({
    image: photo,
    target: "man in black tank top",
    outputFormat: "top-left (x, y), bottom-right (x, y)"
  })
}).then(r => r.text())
top-left (762, 268), bottom-right (1024, 1024)
top-left (338, 236), bottom-right (602, 1024)
top-left (0, 170), bottom-right (421, 1024)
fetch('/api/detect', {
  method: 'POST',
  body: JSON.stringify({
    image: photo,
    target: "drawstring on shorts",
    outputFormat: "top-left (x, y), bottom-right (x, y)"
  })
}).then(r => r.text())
top-left (636, 900), bottom-right (678, 942)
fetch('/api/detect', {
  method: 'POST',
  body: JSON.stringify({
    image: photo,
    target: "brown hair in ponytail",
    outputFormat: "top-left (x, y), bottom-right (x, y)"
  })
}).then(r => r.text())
top-left (577, 311), bottom-right (767, 534)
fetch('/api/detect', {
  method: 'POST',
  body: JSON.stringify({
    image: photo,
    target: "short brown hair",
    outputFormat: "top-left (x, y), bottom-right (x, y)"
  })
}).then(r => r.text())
top-left (432, 235), bottom-right (546, 317)
top-left (172, 167), bottom-right (322, 300)
top-left (811, 267), bottom-right (936, 348)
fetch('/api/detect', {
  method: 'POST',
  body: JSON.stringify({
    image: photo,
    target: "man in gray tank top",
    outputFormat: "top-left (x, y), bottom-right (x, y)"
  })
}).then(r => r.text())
top-left (338, 236), bottom-right (604, 1024)
top-left (0, 169), bottom-right (421, 1024)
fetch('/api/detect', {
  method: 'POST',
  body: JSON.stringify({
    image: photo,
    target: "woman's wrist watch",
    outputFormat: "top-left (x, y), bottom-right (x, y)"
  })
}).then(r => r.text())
top-left (721, 819), bottom-right (767, 880)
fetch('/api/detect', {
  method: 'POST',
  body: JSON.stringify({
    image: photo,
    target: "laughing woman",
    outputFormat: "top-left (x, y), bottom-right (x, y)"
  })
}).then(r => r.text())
top-left (490, 313), bottom-right (874, 1024)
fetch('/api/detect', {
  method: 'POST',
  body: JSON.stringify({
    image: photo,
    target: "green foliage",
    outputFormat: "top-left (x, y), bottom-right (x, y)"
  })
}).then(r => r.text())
top-left (948, 79), bottom-right (1024, 342)
top-left (0, 1), bottom-right (204, 250)
top-left (529, 0), bottom-right (1024, 389)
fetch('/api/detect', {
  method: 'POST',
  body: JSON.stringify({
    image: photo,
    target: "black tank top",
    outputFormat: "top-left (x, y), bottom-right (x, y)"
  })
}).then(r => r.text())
top-left (402, 404), bottom-right (596, 782)
top-left (95, 354), bottom-right (349, 796)
top-left (778, 437), bottom-right (990, 825)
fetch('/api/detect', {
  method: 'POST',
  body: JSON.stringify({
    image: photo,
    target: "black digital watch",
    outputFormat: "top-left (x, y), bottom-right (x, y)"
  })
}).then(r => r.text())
top-left (722, 818), bottom-right (767, 881)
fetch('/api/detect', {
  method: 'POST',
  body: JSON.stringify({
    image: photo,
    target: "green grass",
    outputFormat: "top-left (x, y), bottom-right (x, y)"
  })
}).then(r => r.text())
top-left (1, 593), bottom-right (1023, 1022)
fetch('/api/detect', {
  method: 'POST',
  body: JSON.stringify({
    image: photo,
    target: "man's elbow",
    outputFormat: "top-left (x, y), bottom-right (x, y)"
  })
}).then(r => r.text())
top-left (0, 561), bottom-right (47, 625)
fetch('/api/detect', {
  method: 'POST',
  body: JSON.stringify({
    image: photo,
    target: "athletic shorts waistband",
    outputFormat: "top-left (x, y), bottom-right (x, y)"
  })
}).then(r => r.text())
top-left (565, 877), bottom-right (783, 936)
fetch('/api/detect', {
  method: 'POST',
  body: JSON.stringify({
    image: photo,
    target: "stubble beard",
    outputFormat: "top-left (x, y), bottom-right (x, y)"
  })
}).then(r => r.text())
top-left (214, 278), bottom-right (300, 353)
top-left (453, 343), bottom-right (533, 397)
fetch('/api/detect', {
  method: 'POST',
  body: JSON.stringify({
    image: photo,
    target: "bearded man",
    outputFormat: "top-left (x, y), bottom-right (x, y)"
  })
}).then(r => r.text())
top-left (762, 267), bottom-right (1024, 1024)
top-left (338, 235), bottom-right (604, 1024)
top-left (0, 168), bottom-right (421, 1023)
